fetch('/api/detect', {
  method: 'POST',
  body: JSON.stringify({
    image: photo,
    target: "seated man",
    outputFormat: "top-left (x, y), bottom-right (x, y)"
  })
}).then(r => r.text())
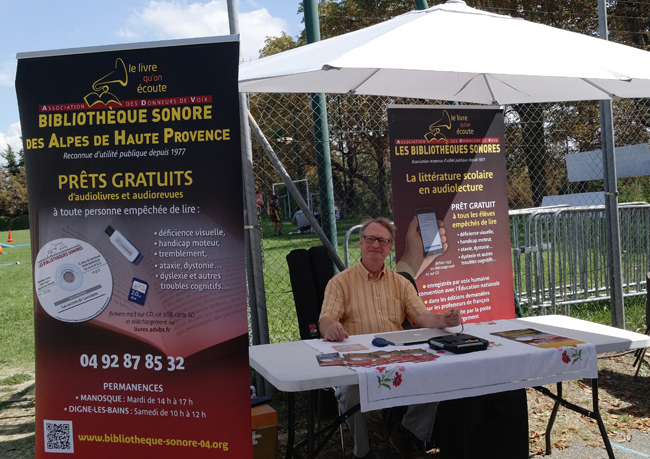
top-left (291, 209), bottom-right (311, 233)
top-left (319, 217), bottom-right (461, 459)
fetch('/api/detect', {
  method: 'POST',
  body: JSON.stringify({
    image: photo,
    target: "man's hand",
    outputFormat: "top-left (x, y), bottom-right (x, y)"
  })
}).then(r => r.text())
top-left (319, 316), bottom-right (349, 342)
top-left (442, 307), bottom-right (462, 327)
top-left (413, 306), bottom-right (461, 329)
top-left (400, 216), bottom-right (447, 278)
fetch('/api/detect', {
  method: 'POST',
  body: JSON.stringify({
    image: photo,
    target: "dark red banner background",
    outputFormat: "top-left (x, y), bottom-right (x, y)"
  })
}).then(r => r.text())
top-left (389, 105), bottom-right (515, 323)
top-left (17, 38), bottom-right (252, 458)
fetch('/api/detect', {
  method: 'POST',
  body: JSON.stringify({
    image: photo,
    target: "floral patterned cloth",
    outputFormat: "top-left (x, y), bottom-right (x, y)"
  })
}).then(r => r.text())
top-left (305, 319), bottom-right (597, 412)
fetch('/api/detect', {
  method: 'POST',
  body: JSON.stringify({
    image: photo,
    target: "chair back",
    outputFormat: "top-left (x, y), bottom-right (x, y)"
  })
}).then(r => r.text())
top-left (286, 246), bottom-right (335, 340)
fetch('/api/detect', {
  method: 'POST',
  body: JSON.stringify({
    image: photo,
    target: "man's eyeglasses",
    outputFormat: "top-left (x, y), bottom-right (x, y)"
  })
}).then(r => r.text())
top-left (363, 236), bottom-right (391, 246)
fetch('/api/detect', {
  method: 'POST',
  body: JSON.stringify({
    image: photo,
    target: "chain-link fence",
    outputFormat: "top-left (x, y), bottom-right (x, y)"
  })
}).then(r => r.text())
top-left (247, 1), bottom-right (650, 344)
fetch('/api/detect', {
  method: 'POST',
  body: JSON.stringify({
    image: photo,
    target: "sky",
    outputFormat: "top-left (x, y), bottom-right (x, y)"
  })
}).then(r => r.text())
top-left (0, 0), bottom-right (304, 156)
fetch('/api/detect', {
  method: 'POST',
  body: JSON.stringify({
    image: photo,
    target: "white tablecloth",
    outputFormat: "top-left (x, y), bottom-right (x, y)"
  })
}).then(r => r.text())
top-left (306, 319), bottom-right (597, 411)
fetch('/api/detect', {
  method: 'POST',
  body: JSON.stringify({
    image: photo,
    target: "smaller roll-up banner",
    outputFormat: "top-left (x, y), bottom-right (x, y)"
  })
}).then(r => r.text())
top-left (16, 36), bottom-right (252, 458)
top-left (389, 105), bottom-right (515, 323)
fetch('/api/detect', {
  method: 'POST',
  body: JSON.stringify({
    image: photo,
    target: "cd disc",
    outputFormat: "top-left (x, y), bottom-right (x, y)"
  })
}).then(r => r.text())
top-left (55, 263), bottom-right (84, 291)
top-left (35, 238), bottom-right (113, 323)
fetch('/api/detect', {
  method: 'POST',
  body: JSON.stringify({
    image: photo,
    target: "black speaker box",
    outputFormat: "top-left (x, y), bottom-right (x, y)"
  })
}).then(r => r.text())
top-left (437, 389), bottom-right (529, 459)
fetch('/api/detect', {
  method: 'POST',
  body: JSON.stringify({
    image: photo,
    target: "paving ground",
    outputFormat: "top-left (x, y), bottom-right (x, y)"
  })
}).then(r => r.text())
top-left (547, 432), bottom-right (650, 459)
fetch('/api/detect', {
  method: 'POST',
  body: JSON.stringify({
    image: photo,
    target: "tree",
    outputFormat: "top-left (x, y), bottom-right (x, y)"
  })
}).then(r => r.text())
top-left (258, 32), bottom-right (304, 58)
top-left (1, 145), bottom-right (24, 176)
top-left (0, 168), bottom-right (28, 217)
top-left (318, 0), bottom-right (416, 38)
top-left (609, 0), bottom-right (650, 50)
top-left (0, 146), bottom-right (27, 217)
top-left (327, 94), bottom-right (394, 216)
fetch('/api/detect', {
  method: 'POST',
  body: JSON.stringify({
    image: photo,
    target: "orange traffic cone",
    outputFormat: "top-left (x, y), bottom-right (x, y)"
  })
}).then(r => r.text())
top-left (7, 230), bottom-right (14, 243)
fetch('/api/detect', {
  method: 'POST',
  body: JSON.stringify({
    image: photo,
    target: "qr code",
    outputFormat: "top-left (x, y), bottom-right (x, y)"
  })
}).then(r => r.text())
top-left (44, 420), bottom-right (74, 453)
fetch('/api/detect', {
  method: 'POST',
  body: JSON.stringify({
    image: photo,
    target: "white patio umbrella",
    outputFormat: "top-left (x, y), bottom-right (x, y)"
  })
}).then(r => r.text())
top-left (239, 0), bottom-right (650, 104)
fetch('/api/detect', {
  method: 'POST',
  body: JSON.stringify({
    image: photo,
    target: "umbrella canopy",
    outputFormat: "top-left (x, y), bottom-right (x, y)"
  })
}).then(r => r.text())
top-left (239, 0), bottom-right (650, 105)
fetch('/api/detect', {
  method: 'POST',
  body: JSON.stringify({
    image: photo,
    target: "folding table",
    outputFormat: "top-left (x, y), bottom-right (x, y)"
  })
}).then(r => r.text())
top-left (249, 315), bottom-right (650, 459)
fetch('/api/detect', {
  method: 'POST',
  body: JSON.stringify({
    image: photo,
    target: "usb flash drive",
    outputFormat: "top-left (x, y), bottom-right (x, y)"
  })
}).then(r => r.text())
top-left (105, 226), bottom-right (143, 265)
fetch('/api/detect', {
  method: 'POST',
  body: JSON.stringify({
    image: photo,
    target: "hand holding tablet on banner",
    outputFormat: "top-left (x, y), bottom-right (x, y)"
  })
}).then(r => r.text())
top-left (396, 212), bottom-right (447, 279)
top-left (416, 207), bottom-right (445, 257)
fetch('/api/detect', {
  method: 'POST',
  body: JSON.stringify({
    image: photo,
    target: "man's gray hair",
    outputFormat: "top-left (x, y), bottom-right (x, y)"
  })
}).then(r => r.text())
top-left (359, 217), bottom-right (396, 242)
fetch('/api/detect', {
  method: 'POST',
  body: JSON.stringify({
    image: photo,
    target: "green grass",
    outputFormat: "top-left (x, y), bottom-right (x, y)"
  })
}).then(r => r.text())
top-left (0, 230), bottom-right (34, 373)
top-left (0, 374), bottom-right (32, 386)
top-left (0, 231), bottom-right (35, 459)
top-left (566, 295), bottom-right (648, 332)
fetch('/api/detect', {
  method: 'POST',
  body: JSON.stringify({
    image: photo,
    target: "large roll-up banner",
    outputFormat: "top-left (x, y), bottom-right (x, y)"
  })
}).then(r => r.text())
top-left (389, 105), bottom-right (515, 323)
top-left (16, 37), bottom-right (252, 457)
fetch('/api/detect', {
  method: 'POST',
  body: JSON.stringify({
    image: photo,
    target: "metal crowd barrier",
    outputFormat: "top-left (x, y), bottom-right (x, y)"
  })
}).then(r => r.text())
top-left (509, 205), bottom-right (569, 311)
top-left (510, 203), bottom-right (650, 314)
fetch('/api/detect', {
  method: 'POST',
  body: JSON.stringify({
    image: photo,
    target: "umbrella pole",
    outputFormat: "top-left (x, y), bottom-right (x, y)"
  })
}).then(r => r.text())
top-left (598, 0), bottom-right (625, 329)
